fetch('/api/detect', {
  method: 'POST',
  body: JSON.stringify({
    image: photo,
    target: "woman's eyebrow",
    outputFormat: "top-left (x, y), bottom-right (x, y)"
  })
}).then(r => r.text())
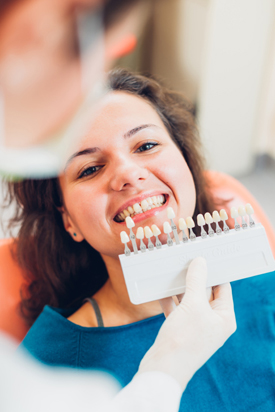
top-left (123, 123), bottom-right (158, 138)
top-left (65, 124), bottom-right (159, 170)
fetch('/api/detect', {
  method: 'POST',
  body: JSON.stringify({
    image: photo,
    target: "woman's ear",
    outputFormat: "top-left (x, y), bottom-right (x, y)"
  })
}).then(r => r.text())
top-left (58, 206), bottom-right (84, 242)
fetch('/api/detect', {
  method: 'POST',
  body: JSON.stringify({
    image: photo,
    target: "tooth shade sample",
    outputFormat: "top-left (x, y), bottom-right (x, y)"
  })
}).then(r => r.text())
top-left (197, 214), bottom-right (205, 226)
top-left (204, 212), bottom-right (213, 224)
top-left (120, 231), bottom-right (129, 243)
top-left (133, 203), bottom-right (142, 213)
top-left (136, 227), bottom-right (144, 239)
top-left (186, 216), bottom-right (195, 228)
top-left (246, 203), bottom-right (254, 215)
top-left (167, 207), bottom-right (175, 219)
top-left (163, 222), bottom-right (172, 234)
top-left (212, 210), bottom-right (221, 222)
top-left (144, 226), bottom-right (153, 238)
top-left (125, 216), bottom-right (135, 228)
top-left (141, 199), bottom-right (149, 210)
top-left (220, 209), bottom-right (228, 220)
top-left (231, 207), bottom-right (238, 219)
top-left (238, 205), bottom-right (246, 216)
top-left (178, 218), bottom-right (187, 230)
top-left (151, 224), bottom-right (161, 236)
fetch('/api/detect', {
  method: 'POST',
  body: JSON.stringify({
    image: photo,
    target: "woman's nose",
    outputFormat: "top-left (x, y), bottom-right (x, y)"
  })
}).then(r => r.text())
top-left (109, 158), bottom-right (149, 191)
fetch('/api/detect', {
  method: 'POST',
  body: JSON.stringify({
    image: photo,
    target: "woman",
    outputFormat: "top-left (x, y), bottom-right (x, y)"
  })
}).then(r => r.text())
top-left (5, 69), bottom-right (275, 411)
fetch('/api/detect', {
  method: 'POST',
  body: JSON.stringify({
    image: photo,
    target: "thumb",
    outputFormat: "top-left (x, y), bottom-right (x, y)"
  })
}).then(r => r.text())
top-left (183, 257), bottom-right (208, 304)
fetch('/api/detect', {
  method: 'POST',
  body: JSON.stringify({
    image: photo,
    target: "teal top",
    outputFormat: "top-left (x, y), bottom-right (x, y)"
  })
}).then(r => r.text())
top-left (21, 271), bottom-right (275, 411)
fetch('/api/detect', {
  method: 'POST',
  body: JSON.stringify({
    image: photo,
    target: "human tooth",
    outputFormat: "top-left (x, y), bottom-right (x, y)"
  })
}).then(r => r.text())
top-left (146, 197), bottom-right (153, 205)
top-left (119, 212), bottom-right (125, 220)
top-left (128, 206), bottom-right (134, 214)
top-left (141, 199), bottom-right (149, 211)
top-left (123, 209), bottom-right (130, 217)
top-left (159, 194), bottom-right (165, 203)
top-left (152, 196), bottom-right (157, 204)
top-left (133, 203), bottom-right (142, 213)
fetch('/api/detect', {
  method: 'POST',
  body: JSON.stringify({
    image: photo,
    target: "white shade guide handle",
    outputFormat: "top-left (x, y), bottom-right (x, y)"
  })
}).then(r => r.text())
top-left (178, 218), bottom-right (187, 230)
top-left (136, 227), bottom-right (144, 239)
top-left (151, 224), bottom-right (161, 236)
top-left (167, 207), bottom-right (176, 219)
top-left (125, 216), bottom-right (135, 228)
top-left (144, 226), bottom-right (153, 238)
top-left (163, 222), bottom-right (172, 234)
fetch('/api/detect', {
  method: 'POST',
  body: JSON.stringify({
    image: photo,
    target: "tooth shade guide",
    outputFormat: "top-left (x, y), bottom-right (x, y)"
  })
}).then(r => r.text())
top-left (120, 231), bottom-right (131, 257)
top-left (230, 207), bottom-right (241, 231)
top-left (167, 207), bottom-right (180, 245)
top-left (119, 221), bottom-right (275, 305)
top-left (125, 216), bottom-right (135, 229)
top-left (204, 212), bottom-right (215, 237)
top-left (197, 214), bottom-right (207, 239)
top-left (246, 203), bottom-right (255, 228)
top-left (136, 227), bottom-right (144, 239)
top-left (220, 209), bottom-right (230, 234)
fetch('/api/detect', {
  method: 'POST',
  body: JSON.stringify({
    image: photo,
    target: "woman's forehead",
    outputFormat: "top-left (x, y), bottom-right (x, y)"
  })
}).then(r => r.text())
top-left (76, 91), bottom-right (165, 149)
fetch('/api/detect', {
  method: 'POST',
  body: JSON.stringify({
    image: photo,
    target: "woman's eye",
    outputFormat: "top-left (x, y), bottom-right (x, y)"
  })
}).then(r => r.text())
top-left (136, 142), bottom-right (159, 153)
top-left (78, 166), bottom-right (101, 179)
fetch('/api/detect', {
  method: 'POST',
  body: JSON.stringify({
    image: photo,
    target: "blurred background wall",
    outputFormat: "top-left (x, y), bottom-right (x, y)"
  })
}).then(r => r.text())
top-left (1, 0), bottom-right (275, 237)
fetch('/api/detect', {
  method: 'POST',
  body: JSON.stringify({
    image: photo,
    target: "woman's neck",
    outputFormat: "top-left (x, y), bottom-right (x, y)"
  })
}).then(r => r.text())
top-left (93, 254), bottom-right (163, 327)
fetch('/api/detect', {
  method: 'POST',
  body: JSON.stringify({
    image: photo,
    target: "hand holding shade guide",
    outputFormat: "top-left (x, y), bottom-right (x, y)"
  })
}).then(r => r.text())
top-left (119, 204), bottom-right (275, 305)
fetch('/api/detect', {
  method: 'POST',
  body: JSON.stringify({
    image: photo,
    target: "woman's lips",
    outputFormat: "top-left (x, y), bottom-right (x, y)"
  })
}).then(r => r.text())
top-left (115, 196), bottom-right (169, 225)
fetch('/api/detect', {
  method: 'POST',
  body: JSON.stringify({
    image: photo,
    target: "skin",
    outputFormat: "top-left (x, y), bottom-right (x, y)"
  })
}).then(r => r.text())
top-left (0, 0), bottom-right (142, 148)
top-left (59, 90), bottom-right (197, 327)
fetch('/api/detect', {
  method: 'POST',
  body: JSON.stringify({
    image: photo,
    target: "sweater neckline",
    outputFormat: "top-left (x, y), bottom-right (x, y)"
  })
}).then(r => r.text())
top-left (43, 305), bottom-right (165, 332)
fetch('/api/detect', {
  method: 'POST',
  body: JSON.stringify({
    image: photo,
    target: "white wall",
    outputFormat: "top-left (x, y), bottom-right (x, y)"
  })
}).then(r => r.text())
top-left (198, 0), bottom-right (275, 175)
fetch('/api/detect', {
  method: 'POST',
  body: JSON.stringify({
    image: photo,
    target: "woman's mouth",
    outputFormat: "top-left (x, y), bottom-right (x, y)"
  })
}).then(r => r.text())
top-left (114, 194), bottom-right (167, 223)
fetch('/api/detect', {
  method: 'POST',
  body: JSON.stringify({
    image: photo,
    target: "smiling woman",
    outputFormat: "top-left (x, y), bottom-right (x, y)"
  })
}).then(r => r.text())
top-left (3, 69), bottom-right (275, 412)
top-left (4, 67), bottom-right (222, 369)
top-left (4, 68), bottom-right (217, 329)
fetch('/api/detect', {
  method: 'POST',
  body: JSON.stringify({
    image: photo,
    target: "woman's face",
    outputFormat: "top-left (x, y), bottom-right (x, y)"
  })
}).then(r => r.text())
top-left (59, 91), bottom-right (196, 258)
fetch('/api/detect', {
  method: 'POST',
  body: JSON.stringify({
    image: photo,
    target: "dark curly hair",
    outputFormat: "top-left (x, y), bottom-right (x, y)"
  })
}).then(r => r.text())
top-left (3, 68), bottom-right (220, 326)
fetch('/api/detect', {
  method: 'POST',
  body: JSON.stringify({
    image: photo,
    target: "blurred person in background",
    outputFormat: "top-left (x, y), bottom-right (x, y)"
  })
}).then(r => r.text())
top-left (0, 0), bottom-right (236, 411)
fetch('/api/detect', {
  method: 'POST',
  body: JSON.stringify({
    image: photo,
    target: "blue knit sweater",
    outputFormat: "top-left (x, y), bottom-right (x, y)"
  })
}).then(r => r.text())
top-left (21, 271), bottom-right (275, 411)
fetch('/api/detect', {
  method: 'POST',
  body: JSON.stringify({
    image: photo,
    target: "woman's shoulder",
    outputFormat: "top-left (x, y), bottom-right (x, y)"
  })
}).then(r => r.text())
top-left (20, 305), bottom-right (83, 367)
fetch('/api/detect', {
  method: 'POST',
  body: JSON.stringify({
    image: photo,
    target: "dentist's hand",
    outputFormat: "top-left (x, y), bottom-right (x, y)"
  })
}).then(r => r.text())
top-left (137, 257), bottom-right (237, 391)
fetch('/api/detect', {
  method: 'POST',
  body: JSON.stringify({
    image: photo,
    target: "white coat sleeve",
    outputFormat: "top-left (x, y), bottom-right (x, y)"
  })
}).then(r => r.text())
top-left (107, 371), bottom-right (182, 412)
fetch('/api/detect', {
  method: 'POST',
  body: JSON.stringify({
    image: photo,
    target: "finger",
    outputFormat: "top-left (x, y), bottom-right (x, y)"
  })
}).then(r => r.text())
top-left (183, 257), bottom-right (208, 304)
top-left (159, 297), bottom-right (176, 318)
top-left (210, 282), bottom-right (234, 311)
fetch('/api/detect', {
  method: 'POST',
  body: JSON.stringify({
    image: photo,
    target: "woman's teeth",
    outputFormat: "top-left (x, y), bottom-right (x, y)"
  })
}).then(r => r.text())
top-left (115, 195), bottom-right (166, 222)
